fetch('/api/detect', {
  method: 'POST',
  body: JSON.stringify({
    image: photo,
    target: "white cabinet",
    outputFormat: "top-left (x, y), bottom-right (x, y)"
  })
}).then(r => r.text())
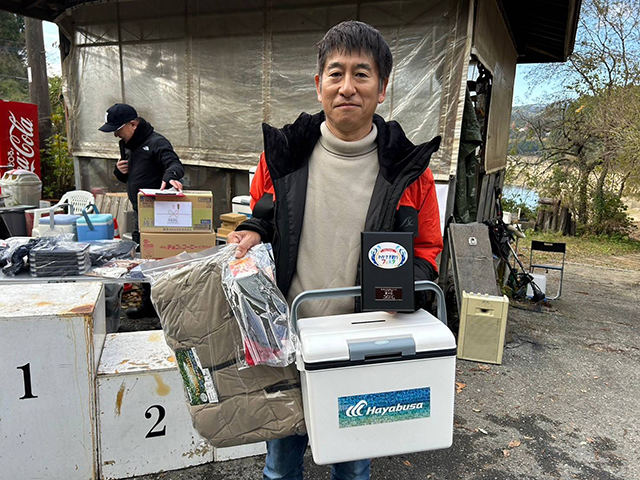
top-left (97, 331), bottom-right (213, 479)
top-left (0, 283), bottom-right (106, 480)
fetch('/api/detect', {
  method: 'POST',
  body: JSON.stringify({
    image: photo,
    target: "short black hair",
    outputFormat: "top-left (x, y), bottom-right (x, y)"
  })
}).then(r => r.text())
top-left (316, 21), bottom-right (393, 91)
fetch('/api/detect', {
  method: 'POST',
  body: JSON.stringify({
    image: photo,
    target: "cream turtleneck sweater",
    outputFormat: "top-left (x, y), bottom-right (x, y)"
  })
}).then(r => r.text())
top-left (286, 122), bottom-right (380, 319)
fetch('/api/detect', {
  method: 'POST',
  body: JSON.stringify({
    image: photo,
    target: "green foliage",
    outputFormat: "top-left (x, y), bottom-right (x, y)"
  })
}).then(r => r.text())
top-left (524, 229), bottom-right (640, 259)
top-left (512, 1), bottom-right (640, 237)
top-left (0, 12), bottom-right (28, 101)
top-left (508, 139), bottom-right (540, 156)
top-left (587, 192), bottom-right (635, 236)
top-left (41, 130), bottom-right (74, 199)
top-left (40, 75), bottom-right (74, 199)
top-left (509, 105), bottom-right (546, 156)
top-left (501, 194), bottom-right (537, 221)
top-left (1, 14), bottom-right (74, 198)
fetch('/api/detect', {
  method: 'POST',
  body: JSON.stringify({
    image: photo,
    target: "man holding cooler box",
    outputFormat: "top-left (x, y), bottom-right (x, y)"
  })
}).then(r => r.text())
top-left (99, 103), bottom-right (185, 319)
top-left (229, 21), bottom-right (443, 480)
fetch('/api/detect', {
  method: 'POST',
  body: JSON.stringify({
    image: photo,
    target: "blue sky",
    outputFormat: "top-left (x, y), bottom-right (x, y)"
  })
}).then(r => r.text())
top-left (512, 64), bottom-right (560, 106)
top-left (42, 21), bottom-right (61, 76)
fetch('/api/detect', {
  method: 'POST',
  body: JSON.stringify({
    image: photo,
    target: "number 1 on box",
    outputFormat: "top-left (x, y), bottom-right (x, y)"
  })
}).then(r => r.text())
top-left (17, 363), bottom-right (38, 399)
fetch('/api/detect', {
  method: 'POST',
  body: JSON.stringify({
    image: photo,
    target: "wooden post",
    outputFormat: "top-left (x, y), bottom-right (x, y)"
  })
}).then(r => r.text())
top-left (550, 208), bottom-right (557, 232)
top-left (543, 211), bottom-right (552, 232)
top-left (558, 207), bottom-right (569, 234)
top-left (536, 209), bottom-right (545, 231)
top-left (25, 18), bottom-right (52, 151)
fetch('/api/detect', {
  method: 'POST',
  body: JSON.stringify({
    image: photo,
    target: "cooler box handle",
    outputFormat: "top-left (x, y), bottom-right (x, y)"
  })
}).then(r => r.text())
top-left (348, 337), bottom-right (416, 361)
top-left (81, 204), bottom-right (100, 231)
top-left (290, 280), bottom-right (447, 334)
top-left (49, 203), bottom-right (74, 229)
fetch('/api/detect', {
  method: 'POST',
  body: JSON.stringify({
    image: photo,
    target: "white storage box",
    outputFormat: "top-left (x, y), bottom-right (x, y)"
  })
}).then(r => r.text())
top-left (296, 309), bottom-right (456, 465)
top-left (0, 283), bottom-right (106, 479)
top-left (231, 195), bottom-right (252, 217)
top-left (526, 273), bottom-right (547, 298)
top-left (97, 331), bottom-right (214, 479)
top-left (32, 213), bottom-right (79, 237)
top-left (0, 169), bottom-right (41, 207)
top-left (457, 292), bottom-right (510, 364)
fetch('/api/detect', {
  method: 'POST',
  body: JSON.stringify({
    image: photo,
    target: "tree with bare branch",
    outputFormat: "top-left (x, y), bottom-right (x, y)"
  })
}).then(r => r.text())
top-left (516, 0), bottom-right (640, 235)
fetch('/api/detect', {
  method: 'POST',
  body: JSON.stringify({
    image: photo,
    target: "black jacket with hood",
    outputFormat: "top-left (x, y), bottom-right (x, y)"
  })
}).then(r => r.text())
top-left (237, 112), bottom-right (442, 309)
top-left (113, 118), bottom-right (184, 209)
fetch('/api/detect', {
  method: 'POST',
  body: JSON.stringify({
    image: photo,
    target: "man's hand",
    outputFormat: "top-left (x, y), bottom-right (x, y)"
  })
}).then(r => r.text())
top-left (160, 180), bottom-right (183, 192)
top-left (227, 230), bottom-right (261, 258)
top-left (116, 159), bottom-right (129, 174)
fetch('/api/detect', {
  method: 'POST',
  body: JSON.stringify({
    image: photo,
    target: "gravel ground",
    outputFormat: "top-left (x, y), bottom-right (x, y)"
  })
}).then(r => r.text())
top-left (129, 259), bottom-right (640, 480)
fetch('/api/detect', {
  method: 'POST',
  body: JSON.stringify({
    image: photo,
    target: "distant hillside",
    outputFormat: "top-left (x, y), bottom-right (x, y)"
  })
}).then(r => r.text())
top-left (509, 104), bottom-right (546, 155)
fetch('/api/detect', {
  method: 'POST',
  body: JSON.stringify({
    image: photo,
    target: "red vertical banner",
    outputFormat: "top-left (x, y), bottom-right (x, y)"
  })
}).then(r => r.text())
top-left (0, 101), bottom-right (41, 178)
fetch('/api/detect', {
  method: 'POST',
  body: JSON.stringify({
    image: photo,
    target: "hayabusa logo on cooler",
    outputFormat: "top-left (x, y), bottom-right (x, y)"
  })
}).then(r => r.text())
top-left (368, 242), bottom-right (408, 269)
top-left (345, 400), bottom-right (367, 417)
top-left (338, 387), bottom-right (431, 428)
top-left (345, 399), bottom-right (424, 418)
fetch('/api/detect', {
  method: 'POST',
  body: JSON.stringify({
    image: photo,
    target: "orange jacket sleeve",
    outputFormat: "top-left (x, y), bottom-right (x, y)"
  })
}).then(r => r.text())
top-left (398, 167), bottom-right (443, 273)
top-left (249, 152), bottom-right (275, 210)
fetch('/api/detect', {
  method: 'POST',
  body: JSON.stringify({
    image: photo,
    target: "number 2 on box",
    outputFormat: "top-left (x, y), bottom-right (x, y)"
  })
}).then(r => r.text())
top-left (145, 405), bottom-right (167, 438)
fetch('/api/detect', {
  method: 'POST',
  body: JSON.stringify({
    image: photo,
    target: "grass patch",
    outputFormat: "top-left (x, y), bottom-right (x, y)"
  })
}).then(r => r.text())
top-left (517, 230), bottom-right (640, 264)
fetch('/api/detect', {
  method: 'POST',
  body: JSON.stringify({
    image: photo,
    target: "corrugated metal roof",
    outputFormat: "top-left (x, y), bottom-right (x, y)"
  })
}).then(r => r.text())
top-left (2, 0), bottom-right (70, 21)
top-left (498, 0), bottom-right (582, 63)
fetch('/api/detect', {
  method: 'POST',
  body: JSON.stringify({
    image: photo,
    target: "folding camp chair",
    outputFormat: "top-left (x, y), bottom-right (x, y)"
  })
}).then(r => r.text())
top-left (529, 241), bottom-right (566, 300)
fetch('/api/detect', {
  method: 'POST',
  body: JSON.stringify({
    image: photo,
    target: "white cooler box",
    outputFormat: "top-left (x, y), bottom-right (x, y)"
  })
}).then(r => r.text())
top-left (294, 283), bottom-right (456, 465)
top-left (231, 195), bottom-right (252, 217)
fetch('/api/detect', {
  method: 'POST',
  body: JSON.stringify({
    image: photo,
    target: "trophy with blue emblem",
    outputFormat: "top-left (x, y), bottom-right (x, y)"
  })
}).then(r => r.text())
top-left (361, 232), bottom-right (415, 311)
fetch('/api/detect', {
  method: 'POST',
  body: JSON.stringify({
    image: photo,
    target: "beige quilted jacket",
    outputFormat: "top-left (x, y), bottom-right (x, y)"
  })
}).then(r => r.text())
top-left (151, 248), bottom-right (306, 447)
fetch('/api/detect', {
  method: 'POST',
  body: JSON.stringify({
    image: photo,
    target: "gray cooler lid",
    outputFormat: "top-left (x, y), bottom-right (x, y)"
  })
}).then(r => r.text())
top-left (38, 214), bottom-right (81, 225)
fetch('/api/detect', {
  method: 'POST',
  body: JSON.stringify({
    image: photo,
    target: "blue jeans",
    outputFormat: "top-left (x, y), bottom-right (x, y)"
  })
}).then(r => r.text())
top-left (263, 434), bottom-right (370, 480)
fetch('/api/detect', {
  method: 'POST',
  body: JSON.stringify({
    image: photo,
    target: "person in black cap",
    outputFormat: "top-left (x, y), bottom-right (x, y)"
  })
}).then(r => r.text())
top-left (100, 103), bottom-right (185, 319)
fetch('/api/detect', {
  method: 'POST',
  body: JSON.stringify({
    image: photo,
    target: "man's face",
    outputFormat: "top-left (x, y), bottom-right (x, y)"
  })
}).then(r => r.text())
top-left (114, 121), bottom-right (137, 143)
top-left (315, 50), bottom-right (388, 141)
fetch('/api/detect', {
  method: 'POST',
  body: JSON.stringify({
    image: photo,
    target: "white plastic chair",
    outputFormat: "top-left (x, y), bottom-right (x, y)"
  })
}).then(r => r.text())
top-left (59, 190), bottom-right (95, 213)
top-left (29, 190), bottom-right (95, 236)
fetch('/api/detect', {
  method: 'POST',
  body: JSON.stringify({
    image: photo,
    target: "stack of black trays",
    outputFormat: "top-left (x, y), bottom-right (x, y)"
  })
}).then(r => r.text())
top-left (29, 242), bottom-right (91, 277)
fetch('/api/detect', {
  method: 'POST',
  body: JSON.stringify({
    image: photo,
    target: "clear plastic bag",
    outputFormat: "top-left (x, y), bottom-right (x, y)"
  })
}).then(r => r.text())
top-left (147, 243), bottom-right (306, 446)
top-left (87, 259), bottom-right (145, 278)
top-left (143, 243), bottom-right (297, 368)
top-left (87, 239), bottom-right (137, 266)
top-left (221, 243), bottom-right (296, 368)
top-left (28, 235), bottom-right (91, 277)
top-left (1, 237), bottom-right (39, 276)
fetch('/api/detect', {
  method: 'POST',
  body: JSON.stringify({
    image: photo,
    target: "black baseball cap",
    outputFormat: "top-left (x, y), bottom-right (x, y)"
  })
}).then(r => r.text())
top-left (99, 103), bottom-right (138, 132)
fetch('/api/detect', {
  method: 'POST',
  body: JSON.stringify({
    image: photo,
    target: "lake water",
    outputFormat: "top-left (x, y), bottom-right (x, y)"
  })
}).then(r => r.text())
top-left (502, 185), bottom-right (539, 209)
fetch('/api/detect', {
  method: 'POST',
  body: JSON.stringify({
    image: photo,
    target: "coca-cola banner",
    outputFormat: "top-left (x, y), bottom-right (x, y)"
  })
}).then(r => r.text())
top-left (0, 101), bottom-right (41, 177)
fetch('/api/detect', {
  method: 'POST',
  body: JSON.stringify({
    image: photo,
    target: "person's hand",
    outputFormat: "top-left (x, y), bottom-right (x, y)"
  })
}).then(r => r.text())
top-left (227, 230), bottom-right (261, 258)
top-left (160, 179), bottom-right (183, 192)
top-left (116, 158), bottom-right (129, 174)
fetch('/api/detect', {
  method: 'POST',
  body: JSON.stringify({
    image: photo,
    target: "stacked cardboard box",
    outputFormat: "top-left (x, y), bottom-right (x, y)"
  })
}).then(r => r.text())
top-left (137, 191), bottom-right (217, 259)
top-left (216, 213), bottom-right (247, 240)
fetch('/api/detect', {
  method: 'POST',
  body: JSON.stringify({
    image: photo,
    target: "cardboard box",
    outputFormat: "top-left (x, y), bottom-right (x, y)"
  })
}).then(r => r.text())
top-left (218, 212), bottom-right (247, 236)
top-left (141, 232), bottom-right (218, 259)
top-left (138, 191), bottom-right (213, 233)
top-left (220, 213), bottom-right (247, 224)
